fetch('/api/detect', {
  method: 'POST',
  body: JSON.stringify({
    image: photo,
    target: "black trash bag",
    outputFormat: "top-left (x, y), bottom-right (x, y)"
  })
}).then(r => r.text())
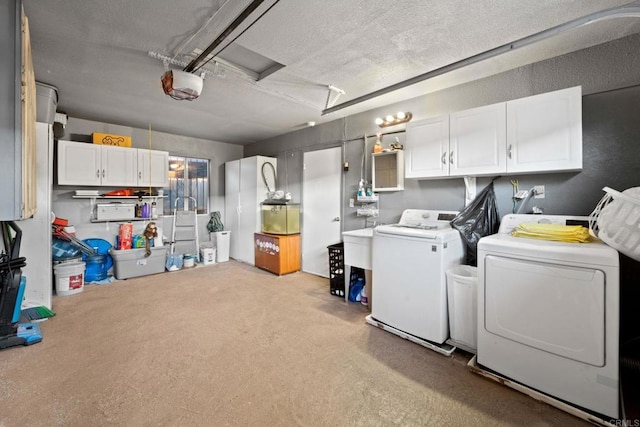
top-left (451, 182), bottom-right (500, 266)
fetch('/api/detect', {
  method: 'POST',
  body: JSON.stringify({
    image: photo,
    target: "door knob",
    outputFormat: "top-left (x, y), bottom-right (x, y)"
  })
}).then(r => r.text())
top-left (333, 217), bottom-right (340, 222)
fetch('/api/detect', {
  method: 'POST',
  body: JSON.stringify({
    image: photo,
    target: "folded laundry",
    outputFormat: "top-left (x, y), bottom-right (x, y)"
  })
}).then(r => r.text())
top-left (511, 223), bottom-right (591, 243)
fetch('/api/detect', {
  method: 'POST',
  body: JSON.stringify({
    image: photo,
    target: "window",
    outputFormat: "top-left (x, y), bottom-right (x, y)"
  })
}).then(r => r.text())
top-left (165, 156), bottom-right (209, 215)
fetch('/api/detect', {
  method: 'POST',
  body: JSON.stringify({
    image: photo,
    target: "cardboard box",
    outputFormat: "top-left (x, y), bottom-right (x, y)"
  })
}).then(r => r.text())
top-left (92, 132), bottom-right (132, 147)
top-left (110, 246), bottom-right (167, 279)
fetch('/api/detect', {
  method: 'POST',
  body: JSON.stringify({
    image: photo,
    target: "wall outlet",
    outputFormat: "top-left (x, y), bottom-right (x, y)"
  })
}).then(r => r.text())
top-left (349, 198), bottom-right (354, 208)
top-left (534, 185), bottom-right (545, 199)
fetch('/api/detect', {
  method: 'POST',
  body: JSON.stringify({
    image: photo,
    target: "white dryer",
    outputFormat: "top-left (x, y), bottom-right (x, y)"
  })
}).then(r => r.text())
top-left (366, 209), bottom-right (464, 355)
top-left (477, 214), bottom-right (619, 419)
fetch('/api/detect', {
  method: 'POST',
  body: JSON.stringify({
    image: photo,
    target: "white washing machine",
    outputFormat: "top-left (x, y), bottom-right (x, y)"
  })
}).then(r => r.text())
top-left (477, 214), bottom-right (619, 419)
top-left (366, 209), bottom-right (464, 355)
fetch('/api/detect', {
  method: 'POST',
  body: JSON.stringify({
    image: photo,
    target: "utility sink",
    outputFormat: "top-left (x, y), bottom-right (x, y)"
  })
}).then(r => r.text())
top-left (342, 228), bottom-right (373, 269)
top-left (342, 228), bottom-right (374, 306)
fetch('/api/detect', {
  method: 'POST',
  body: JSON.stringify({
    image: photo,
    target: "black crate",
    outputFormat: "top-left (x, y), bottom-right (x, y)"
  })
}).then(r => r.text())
top-left (327, 242), bottom-right (344, 297)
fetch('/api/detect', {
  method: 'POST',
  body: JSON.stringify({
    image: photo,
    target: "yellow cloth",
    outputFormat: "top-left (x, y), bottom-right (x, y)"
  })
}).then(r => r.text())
top-left (511, 223), bottom-right (591, 243)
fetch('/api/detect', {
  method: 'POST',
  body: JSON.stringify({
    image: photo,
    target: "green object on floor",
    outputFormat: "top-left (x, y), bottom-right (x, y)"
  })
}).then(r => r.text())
top-left (22, 306), bottom-right (56, 321)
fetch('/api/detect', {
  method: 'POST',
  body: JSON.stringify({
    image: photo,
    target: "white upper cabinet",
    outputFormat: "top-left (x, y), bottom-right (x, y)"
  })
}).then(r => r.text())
top-left (58, 140), bottom-right (102, 185)
top-left (506, 86), bottom-right (582, 173)
top-left (137, 148), bottom-right (169, 187)
top-left (404, 86), bottom-right (582, 179)
top-left (102, 145), bottom-right (138, 186)
top-left (58, 140), bottom-right (169, 187)
top-left (450, 103), bottom-right (506, 177)
top-left (405, 115), bottom-right (449, 178)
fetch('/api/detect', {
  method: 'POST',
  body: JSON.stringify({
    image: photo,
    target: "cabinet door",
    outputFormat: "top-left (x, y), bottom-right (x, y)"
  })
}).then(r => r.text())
top-left (405, 116), bottom-right (449, 178)
top-left (137, 148), bottom-right (169, 187)
top-left (506, 86), bottom-right (582, 173)
top-left (101, 145), bottom-right (137, 186)
top-left (57, 140), bottom-right (101, 185)
top-left (450, 103), bottom-right (506, 177)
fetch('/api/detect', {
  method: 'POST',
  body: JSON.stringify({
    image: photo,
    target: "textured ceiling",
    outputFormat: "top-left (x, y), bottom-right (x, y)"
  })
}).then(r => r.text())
top-left (23, 0), bottom-right (640, 145)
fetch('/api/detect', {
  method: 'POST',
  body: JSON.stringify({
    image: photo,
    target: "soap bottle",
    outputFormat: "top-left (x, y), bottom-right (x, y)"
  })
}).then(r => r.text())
top-left (373, 135), bottom-right (383, 153)
top-left (151, 201), bottom-right (158, 219)
top-left (360, 283), bottom-right (368, 306)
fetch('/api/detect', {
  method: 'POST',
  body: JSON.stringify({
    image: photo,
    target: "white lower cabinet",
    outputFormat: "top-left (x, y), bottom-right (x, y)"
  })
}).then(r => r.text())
top-left (404, 86), bottom-right (582, 179)
top-left (58, 140), bottom-right (168, 187)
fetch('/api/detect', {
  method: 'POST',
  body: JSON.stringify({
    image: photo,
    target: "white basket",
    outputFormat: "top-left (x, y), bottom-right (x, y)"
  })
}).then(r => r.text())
top-left (589, 186), bottom-right (640, 261)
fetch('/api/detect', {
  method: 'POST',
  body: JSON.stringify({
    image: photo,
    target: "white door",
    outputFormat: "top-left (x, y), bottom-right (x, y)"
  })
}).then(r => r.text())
top-left (102, 145), bottom-right (137, 186)
top-left (137, 148), bottom-right (169, 187)
top-left (57, 140), bottom-right (101, 185)
top-left (450, 102), bottom-right (507, 177)
top-left (302, 147), bottom-right (342, 277)
top-left (404, 115), bottom-right (450, 178)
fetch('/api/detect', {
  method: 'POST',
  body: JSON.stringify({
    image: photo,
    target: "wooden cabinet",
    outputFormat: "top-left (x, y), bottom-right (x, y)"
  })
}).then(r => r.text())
top-left (506, 86), bottom-right (582, 173)
top-left (254, 233), bottom-right (300, 275)
top-left (372, 151), bottom-right (404, 191)
top-left (58, 140), bottom-right (169, 187)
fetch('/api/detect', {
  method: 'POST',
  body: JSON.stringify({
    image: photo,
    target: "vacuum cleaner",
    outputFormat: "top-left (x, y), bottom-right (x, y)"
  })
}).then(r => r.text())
top-left (0, 221), bottom-right (42, 350)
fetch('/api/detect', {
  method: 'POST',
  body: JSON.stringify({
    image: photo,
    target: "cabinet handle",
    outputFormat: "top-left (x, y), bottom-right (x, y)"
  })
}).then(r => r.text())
top-left (139, 171), bottom-right (142, 179)
top-left (102, 169), bottom-right (105, 178)
top-left (96, 170), bottom-right (100, 178)
top-left (449, 151), bottom-right (454, 164)
top-left (508, 144), bottom-right (513, 159)
top-left (333, 217), bottom-right (340, 222)
top-left (441, 152), bottom-right (447, 165)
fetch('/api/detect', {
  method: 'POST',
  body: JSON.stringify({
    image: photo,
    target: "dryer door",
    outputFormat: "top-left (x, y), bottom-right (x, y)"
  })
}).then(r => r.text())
top-left (484, 255), bottom-right (605, 366)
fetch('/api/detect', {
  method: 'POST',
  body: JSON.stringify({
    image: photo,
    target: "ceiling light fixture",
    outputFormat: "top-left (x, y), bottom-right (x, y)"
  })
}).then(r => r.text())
top-left (375, 112), bottom-right (413, 128)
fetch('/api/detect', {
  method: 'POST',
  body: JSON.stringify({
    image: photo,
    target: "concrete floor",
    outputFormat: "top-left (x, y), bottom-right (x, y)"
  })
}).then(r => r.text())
top-left (0, 261), bottom-right (591, 426)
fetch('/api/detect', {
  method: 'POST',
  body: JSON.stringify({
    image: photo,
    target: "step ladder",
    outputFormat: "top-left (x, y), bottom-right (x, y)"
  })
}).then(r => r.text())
top-left (170, 197), bottom-right (199, 260)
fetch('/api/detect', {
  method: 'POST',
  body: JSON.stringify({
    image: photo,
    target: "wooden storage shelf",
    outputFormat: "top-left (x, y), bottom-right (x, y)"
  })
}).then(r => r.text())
top-left (254, 232), bottom-right (300, 276)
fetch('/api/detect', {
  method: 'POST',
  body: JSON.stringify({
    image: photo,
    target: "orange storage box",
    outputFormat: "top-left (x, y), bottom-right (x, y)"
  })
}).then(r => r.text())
top-left (92, 132), bottom-right (132, 147)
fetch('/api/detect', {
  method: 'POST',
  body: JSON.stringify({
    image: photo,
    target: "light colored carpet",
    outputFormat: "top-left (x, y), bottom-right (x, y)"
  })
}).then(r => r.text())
top-left (0, 261), bottom-right (588, 426)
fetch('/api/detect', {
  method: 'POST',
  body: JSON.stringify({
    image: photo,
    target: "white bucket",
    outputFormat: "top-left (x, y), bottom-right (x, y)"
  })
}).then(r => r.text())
top-left (183, 254), bottom-right (196, 268)
top-left (53, 261), bottom-right (85, 296)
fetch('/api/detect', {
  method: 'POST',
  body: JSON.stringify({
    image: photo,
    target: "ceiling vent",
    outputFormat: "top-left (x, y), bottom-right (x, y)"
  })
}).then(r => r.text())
top-left (161, 70), bottom-right (203, 101)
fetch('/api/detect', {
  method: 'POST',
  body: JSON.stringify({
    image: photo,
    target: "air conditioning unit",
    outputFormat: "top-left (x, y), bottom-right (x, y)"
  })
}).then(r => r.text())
top-left (161, 70), bottom-right (203, 101)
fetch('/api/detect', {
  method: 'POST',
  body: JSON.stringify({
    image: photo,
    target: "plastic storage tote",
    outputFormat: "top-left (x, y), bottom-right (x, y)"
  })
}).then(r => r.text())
top-left (446, 265), bottom-right (478, 351)
top-left (110, 246), bottom-right (167, 279)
